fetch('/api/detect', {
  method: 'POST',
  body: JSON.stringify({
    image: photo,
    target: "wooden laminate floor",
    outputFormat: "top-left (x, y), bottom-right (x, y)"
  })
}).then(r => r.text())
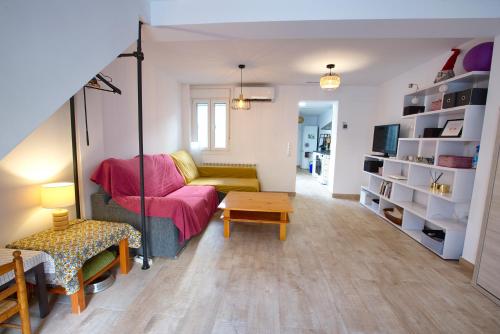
top-left (3, 172), bottom-right (500, 333)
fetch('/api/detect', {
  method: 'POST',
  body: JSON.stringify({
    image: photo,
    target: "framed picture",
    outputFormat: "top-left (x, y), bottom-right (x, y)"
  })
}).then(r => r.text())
top-left (440, 119), bottom-right (464, 138)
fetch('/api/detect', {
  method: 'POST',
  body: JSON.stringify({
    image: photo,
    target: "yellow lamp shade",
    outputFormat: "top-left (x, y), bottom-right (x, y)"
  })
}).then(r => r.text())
top-left (231, 94), bottom-right (251, 110)
top-left (320, 73), bottom-right (341, 90)
top-left (41, 182), bottom-right (75, 209)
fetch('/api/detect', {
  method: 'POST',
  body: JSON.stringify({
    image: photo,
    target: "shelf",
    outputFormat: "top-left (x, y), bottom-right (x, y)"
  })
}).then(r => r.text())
top-left (385, 177), bottom-right (408, 187)
top-left (365, 155), bottom-right (476, 173)
top-left (360, 201), bottom-right (379, 214)
top-left (427, 216), bottom-right (466, 232)
top-left (399, 137), bottom-right (481, 142)
top-left (361, 185), bottom-right (388, 201)
top-left (406, 71), bottom-right (490, 97)
top-left (359, 200), bottom-right (446, 259)
top-left (407, 161), bottom-right (476, 173)
top-left (358, 194), bottom-right (462, 259)
top-left (363, 166), bottom-right (470, 203)
top-left (364, 154), bottom-right (385, 160)
top-left (378, 210), bottom-right (403, 230)
top-left (361, 185), bottom-right (379, 196)
top-left (401, 105), bottom-right (485, 120)
top-left (364, 182), bottom-right (464, 225)
top-left (362, 170), bottom-right (383, 179)
top-left (361, 71), bottom-right (487, 260)
top-left (393, 200), bottom-right (427, 218)
top-left (411, 184), bottom-right (454, 201)
top-left (404, 229), bottom-right (422, 242)
top-left (362, 186), bottom-right (426, 219)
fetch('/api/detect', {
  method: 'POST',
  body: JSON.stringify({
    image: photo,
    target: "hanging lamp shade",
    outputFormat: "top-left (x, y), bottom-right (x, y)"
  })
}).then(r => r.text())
top-left (320, 64), bottom-right (341, 90)
top-left (232, 64), bottom-right (251, 110)
top-left (232, 94), bottom-right (251, 110)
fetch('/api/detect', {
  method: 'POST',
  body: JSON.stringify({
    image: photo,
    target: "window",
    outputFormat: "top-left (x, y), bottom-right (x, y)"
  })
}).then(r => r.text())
top-left (193, 99), bottom-right (229, 150)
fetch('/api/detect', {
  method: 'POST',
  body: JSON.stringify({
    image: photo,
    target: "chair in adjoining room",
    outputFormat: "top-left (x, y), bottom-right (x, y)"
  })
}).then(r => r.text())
top-left (0, 251), bottom-right (31, 334)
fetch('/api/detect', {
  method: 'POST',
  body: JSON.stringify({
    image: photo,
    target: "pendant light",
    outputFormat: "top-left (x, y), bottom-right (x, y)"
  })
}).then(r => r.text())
top-left (320, 64), bottom-right (341, 90)
top-left (232, 64), bottom-right (251, 110)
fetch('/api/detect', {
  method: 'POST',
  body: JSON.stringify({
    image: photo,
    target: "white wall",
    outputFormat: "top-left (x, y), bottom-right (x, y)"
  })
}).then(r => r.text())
top-left (72, 41), bottom-right (185, 218)
top-left (464, 35), bottom-right (500, 263)
top-left (0, 0), bottom-right (144, 160)
top-left (188, 85), bottom-right (377, 193)
top-left (373, 38), bottom-right (497, 264)
top-left (0, 103), bottom-right (75, 246)
top-left (103, 43), bottom-right (183, 159)
top-left (74, 88), bottom-right (106, 219)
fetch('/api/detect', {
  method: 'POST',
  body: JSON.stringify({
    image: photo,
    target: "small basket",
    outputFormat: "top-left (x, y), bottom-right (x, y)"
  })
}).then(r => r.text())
top-left (383, 207), bottom-right (403, 225)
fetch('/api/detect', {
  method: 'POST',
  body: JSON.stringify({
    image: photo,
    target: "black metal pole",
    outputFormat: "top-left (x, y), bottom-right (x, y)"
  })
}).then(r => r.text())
top-left (83, 88), bottom-right (90, 146)
top-left (136, 21), bottom-right (149, 270)
top-left (69, 96), bottom-right (81, 219)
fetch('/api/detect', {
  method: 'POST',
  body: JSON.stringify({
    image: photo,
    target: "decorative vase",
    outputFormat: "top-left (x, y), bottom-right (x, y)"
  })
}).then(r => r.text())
top-left (463, 42), bottom-right (494, 72)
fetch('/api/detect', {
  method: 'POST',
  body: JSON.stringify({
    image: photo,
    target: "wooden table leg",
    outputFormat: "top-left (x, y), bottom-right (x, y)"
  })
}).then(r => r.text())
top-left (119, 238), bottom-right (130, 274)
top-left (224, 209), bottom-right (231, 239)
top-left (280, 212), bottom-right (287, 241)
top-left (70, 269), bottom-right (86, 314)
top-left (34, 263), bottom-right (49, 318)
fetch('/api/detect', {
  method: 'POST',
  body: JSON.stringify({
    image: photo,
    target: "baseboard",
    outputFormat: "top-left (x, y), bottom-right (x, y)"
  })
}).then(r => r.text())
top-left (288, 192), bottom-right (296, 197)
top-left (332, 193), bottom-right (360, 200)
top-left (459, 257), bottom-right (475, 277)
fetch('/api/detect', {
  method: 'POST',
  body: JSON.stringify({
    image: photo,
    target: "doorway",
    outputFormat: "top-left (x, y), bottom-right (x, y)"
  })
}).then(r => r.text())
top-left (296, 101), bottom-right (338, 195)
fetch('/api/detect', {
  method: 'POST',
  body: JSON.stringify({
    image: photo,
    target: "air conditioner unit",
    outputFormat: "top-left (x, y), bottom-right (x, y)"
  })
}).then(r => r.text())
top-left (233, 86), bottom-right (275, 102)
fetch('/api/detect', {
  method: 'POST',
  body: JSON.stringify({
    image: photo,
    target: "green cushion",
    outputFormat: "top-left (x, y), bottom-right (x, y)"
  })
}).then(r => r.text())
top-left (82, 249), bottom-right (117, 281)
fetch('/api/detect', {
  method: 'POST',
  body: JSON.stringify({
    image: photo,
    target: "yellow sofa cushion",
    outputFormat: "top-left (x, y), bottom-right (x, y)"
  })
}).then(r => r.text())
top-left (188, 177), bottom-right (260, 193)
top-left (197, 166), bottom-right (257, 178)
top-left (170, 150), bottom-right (199, 183)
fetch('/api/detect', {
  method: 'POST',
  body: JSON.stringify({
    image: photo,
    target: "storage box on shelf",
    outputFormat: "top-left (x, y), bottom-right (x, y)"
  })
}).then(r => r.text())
top-left (403, 71), bottom-right (489, 103)
top-left (360, 71), bottom-right (489, 260)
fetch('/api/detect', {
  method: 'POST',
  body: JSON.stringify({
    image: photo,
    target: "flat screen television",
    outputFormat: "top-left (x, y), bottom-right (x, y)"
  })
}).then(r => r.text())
top-left (372, 124), bottom-right (400, 157)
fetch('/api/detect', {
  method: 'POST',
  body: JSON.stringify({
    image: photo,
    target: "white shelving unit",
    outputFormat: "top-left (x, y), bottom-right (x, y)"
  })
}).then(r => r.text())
top-left (360, 71), bottom-right (489, 260)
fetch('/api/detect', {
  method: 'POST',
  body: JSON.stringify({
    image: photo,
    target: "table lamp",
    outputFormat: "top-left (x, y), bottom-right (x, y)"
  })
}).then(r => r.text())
top-left (41, 182), bottom-right (75, 231)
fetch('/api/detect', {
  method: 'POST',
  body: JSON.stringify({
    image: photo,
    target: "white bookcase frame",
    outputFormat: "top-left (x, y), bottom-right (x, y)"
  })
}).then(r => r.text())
top-left (360, 71), bottom-right (489, 260)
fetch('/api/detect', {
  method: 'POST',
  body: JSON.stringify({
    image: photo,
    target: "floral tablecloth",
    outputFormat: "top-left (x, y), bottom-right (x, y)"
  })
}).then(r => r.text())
top-left (7, 219), bottom-right (141, 295)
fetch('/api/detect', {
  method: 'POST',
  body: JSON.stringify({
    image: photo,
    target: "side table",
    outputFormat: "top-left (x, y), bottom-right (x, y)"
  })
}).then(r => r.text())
top-left (7, 219), bottom-right (141, 314)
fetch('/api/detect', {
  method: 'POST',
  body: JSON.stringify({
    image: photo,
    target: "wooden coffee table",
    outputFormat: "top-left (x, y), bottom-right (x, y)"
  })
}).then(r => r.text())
top-left (218, 191), bottom-right (293, 240)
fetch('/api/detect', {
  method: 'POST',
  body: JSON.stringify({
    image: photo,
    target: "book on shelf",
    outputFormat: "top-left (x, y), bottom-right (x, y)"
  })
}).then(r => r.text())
top-left (379, 181), bottom-right (393, 198)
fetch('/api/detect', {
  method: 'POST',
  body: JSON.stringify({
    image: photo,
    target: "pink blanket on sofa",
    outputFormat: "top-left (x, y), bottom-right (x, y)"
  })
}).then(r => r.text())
top-left (90, 154), bottom-right (218, 242)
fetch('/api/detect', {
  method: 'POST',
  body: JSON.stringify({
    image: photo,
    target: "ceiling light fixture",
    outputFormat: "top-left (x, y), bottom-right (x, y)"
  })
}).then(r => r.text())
top-left (232, 64), bottom-right (251, 110)
top-left (320, 64), bottom-right (341, 90)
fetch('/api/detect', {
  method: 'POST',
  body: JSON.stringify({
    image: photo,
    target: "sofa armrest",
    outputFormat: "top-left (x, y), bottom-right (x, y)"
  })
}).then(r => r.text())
top-left (197, 166), bottom-right (257, 178)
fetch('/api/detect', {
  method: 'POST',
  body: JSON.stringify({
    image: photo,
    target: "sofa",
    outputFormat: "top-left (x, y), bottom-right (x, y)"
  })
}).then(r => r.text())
top-left (170, 150), bottom-right (260, 198)
top-left (91, 190), bottom-right (184, 257)
top-left (90, 154), bottom-right (219, 258)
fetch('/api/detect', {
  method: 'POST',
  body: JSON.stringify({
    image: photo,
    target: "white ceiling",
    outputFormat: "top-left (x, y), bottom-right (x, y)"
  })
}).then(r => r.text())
top-left (146, 19), bottom-right (500, 41)
top-left (146, 36), bottom-right (469, 86)
top-left (148, 0), bottom-right (500, 26)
